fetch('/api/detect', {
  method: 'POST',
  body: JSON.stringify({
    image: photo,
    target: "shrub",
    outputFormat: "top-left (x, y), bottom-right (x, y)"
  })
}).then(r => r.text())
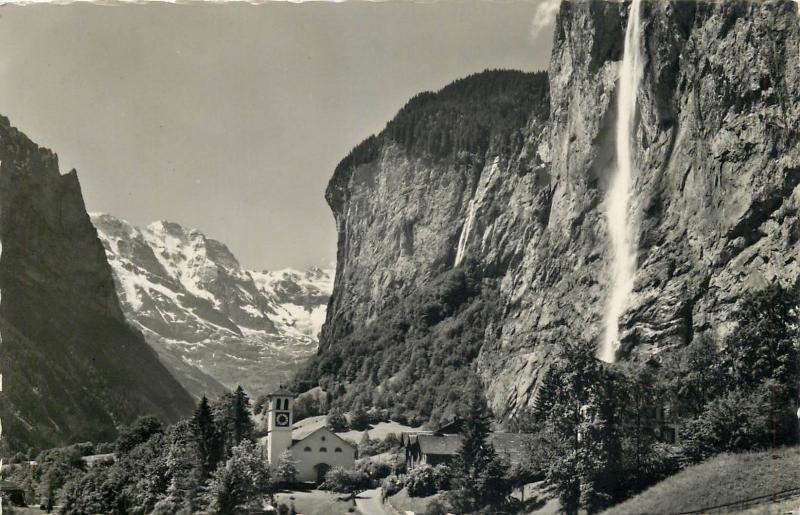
top-left (9, 452), bottom-right (27, 465)
top-left (357, 460), bottom-right (393, 485)
top-left (116, 416), bottom-right (164, 454)
top-left (274, 450), bottom-right (299, 485)
top-left (204, 440), bottom-right (272, 513)
top-left (680, 386), bottom-right (774, 462)
top-left (381, 474), bottom-right (404, 498)
top-left (350, 408), bottom-right (370, 431)
top-left (321, 467), bottom-right (369, 494)
top-left (431, 464), bottom-right (452, 492)
top-left (405, 465), bottom-right (439, 497)
top-left (367, 408), bottom-right (390, 425)
top-left (358, 432), bottom-right (403, 458)
top-left (326, 408), bottom-right (349, 432)
top-left (425, 498), bottom-right (450, 515)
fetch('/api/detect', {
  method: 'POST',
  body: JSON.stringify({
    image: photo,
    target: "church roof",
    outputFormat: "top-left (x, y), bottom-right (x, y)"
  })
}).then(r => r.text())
top-left (290, 426), bottom-right (356, 449)
top-left (292, 415), bottom-right (327, 440)
top-left (267, 387), bottom-right (296, 398)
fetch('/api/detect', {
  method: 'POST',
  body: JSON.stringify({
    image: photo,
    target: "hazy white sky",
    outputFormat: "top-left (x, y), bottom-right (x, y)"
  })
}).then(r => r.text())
top-left (0, 1), bottom-right (556, 270)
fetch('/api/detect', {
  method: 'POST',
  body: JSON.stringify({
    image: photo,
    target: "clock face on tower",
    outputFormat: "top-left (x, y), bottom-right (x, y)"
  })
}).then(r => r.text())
top-left (274, 411), bottom-right (291, 427)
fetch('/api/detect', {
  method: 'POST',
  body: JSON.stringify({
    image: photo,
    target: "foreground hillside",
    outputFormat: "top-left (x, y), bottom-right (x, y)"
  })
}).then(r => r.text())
top-left (301, 0), bottom-right (800, 423)
top-left (0, 116), bottom-right (194, 453)
top-left (603, 446), bottom-right (800, 515)
top-left (92, 213), bottom-right (333, 398)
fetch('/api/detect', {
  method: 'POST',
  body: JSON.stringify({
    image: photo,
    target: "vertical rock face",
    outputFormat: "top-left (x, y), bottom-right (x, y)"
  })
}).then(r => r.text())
top-left (321, 70), bottom-right (550, 351)
top-left (0, 116), bottom-right (194, 452)
top-left (313, 1), bottom-right (800, 420)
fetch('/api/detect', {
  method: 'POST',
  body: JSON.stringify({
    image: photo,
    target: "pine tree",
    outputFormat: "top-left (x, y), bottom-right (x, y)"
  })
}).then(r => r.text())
top-left (451, 390), bottom-right (510, 509)
top-left (232, 386), bottom-right (255, 446)
top-left (532, 365), bottom-right (560, 422)
top-left (193, 396), bottom-right (223, 480)
top-left (159, 420), bottom-right (202, 514)
top-left (212, 387), bottom-right (256, 458)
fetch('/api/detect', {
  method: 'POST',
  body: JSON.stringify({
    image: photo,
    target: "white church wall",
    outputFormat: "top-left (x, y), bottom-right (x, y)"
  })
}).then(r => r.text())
top-left (290, 428), bottom-right (356, 483)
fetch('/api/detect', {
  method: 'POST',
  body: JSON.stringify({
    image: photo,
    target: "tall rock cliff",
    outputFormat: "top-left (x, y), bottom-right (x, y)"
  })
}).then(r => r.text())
top-left (303, 0), bottom-right (800, 423)
top-left (0, 117), bottom-right (194, 452)
top-left (92, 214), bottom-right (333, 399)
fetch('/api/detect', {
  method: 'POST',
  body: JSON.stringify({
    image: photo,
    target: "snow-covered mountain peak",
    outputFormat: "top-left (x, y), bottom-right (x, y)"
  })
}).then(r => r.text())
top-left (90, 213), bottom-right (334, 398)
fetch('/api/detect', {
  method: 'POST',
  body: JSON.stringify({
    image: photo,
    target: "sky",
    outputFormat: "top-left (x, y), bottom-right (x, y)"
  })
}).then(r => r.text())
top-left (0, 0), bottom-right (557, 270)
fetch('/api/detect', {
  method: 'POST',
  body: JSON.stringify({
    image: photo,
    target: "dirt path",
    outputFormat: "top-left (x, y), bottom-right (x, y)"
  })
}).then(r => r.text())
top-left (356, 488), bottom-right (397, 515)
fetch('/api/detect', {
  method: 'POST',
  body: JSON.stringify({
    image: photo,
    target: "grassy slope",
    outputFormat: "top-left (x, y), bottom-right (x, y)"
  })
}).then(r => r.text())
top-left (603, 446), bottom-right (800, 515)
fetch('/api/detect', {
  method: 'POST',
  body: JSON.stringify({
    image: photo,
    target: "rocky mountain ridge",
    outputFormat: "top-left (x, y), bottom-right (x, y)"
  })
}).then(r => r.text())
top-left (0, 117), bottom-right (194, 452)
top-left (92, 213), bottom-right (333, 399)
top-left (305, 0), bottom-right (800, 421)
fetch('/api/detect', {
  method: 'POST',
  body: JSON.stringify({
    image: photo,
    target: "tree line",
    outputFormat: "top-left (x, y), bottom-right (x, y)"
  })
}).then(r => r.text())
top-left (293, 262), bottom-right (501, 429)
top-left (2, 386), bottom-right (276, 514)
top-left (507, 284), bottom-right (800, 514)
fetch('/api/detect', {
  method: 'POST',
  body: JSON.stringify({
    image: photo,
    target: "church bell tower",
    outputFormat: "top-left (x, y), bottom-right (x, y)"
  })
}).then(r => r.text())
top-left (266, 388), bottom-right (295, 465)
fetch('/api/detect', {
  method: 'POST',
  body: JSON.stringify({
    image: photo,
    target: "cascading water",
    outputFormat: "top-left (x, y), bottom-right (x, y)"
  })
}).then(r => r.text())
top-left (454, 158), bottom-right (499, 267)
top-left (600, 0), bottom-right (644, 363)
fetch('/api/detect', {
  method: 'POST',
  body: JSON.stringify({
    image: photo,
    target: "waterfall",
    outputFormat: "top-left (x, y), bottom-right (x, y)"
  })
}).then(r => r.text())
top-left (600, 0), bottom-right (643, 363)
top-left (454, 158), bottom-right (499, 267)
top-left (454, 200), bottom-right (477, 267)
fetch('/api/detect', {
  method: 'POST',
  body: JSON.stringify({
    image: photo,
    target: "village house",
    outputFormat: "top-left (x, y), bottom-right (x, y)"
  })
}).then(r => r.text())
top-left (259, 388), bottom-right (356, 483)
top-left (401, 419), bottom-right (531, 470)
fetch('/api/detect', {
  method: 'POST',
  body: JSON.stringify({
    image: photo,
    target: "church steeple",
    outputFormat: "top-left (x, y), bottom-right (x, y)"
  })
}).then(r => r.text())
top-left (266, 386), bottom-right (295, 465)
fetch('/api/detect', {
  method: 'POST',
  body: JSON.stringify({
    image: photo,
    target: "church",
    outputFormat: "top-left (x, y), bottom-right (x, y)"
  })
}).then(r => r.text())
top-left (260, 388), bottom-right (357, 483)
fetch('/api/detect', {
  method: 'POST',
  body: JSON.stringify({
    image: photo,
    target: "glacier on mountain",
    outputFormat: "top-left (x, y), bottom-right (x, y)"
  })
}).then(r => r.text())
top-left (91, 213), bottom-right (333, 398)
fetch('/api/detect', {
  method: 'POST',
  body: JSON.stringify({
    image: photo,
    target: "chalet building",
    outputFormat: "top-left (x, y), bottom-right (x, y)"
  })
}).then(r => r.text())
top-left (401, 421), bottom-right (531, 470)
top-left (259, 388), bottom-right (356, 483)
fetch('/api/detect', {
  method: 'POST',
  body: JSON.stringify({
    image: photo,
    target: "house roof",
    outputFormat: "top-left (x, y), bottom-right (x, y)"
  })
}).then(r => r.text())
top-left (406, 432), bottom-right (533, 465)
top-left (433, 418), bottom-right (465, 435)
top-left (417, 434), bottom-right (463, 455)
top-left (401, 431), bottom-right (434, 447)
top-left (290, 426), bottom-right (356, 450)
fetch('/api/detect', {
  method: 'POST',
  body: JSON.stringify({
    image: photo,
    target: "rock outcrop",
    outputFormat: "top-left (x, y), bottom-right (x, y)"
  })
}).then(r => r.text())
top-left (92, 214), bottom-right (333, 399)
top-left (309, 0), bottom-right (800, 420)
top-left (0, 117), bottom-right (194, 452)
